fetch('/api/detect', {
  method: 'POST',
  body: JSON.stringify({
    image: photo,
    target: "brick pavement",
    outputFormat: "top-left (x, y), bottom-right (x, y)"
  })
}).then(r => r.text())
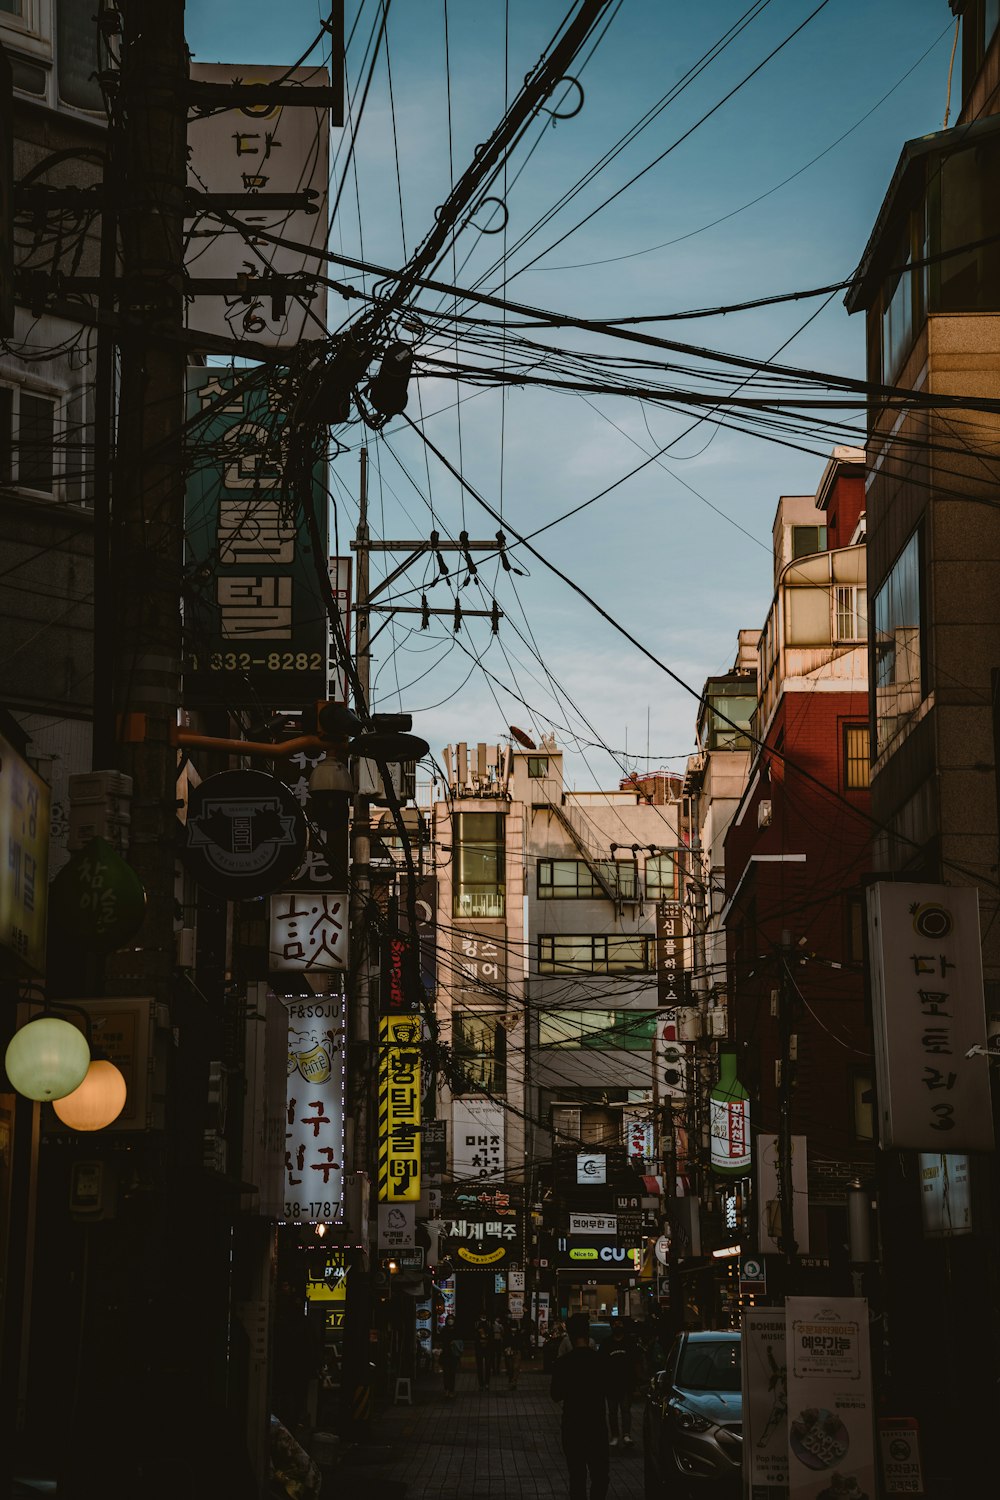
top-left (331, 1357), bottom-right (648, 1500)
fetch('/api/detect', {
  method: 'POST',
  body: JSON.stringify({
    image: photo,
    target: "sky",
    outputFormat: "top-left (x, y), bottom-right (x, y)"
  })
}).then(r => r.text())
top-left (186, 0), bottom-right (953, 789)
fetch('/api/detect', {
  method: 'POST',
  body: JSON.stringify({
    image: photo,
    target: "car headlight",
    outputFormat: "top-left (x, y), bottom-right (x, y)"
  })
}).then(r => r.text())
top-left (669, 1404), bottom-right (712, 1433)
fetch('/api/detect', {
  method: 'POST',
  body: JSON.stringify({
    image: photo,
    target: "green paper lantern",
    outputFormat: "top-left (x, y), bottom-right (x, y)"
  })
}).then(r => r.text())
top-left (48, 838), bottom-right (146, 952)
top-left (5, 1016), bottom-right (91, 1101)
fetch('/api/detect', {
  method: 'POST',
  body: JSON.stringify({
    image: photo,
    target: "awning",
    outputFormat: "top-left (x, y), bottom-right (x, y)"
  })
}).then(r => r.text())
top-left (642, 1174), bottom-right (663, 1195)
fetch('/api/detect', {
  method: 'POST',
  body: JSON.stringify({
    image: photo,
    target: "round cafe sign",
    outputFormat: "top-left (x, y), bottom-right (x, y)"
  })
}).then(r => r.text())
top-left (182, 769), bottom-right (307, 898)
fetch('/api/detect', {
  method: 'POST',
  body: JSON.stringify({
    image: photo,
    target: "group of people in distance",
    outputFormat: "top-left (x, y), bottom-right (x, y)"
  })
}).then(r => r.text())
top-left (437, 1312), bottom-right (532, 1396)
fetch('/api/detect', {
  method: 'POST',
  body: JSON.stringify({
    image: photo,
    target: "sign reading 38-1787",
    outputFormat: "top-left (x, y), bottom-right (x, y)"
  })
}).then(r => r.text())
top-left (183, 368), bottom-right (330, 709)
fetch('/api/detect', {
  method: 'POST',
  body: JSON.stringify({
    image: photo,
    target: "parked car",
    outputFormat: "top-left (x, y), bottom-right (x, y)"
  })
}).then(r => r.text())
top-left (642, 1329), bottom-right (742, 1500)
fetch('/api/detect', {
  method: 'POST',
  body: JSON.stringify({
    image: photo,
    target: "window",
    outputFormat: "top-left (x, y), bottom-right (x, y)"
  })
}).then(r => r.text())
top-left (527, 756), bottom-right (549, 778)
top-left (454, 812), bottom-right (505, 918)
top-left (0, 386), bottom-right (57, 495)
top-left (843, 725), bottom-right (871, 790)
top-left (834, 585), bottom-right (867, 643)
top-left (643, 853), bottom-right (676, 899)
top-left (537, 858), bottom-right (637, 900)
top-left (453, 1011), bottom-right (506, 1094)
top-left (538, 1009), bottom-right (657, 1049)
top-left (792, 525), bottom-right (827, 560)
top-left (873, 529), bottom-right (925, 755)
top-left (537, 934), bottom-right (652, 974)
top-left (704, 684), bottom-right (755, 751)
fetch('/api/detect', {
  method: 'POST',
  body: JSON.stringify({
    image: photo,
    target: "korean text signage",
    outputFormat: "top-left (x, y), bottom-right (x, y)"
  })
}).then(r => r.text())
top-left (741, 1308), bottom-right (788, 1495)
top-left (422, 1119), bottom-right (447, 1177)
top-left (0, 732), bottom-right (49, 976)
top-left (786, 1297), bottom-right (876, 1500)
top-left (878, 1416), bottom-right (925, 1495)
top-left (452, 924), bottom-right (505, 999)
top-left (867, 883), bottom-right (994, 1150)
top-left (441, 1183), bottom-right (521, 1270)
top-left (378, 1202), bottom-right (416, 1251)
top-left (182, 770), bottom-right (306, 899)
top-left (655, 898), bottom-right (686, 1006)
top-left (378, 1015), bottom-right (422, 1202)
top-left (284, 994), bottom-right (345, 1223)
top-left (186, 64), bottom-right (330, 346)
top-left (184, 368), bottom-right (330, 709)
top-left (452, 1099), bottom-right (504, 1181)
top-left (710, 1051), bottom-right (751, 1175)
top-left (270, 890), bottom-right (347, 974)
top-left (569, 1214), bottom-right (617, 1236)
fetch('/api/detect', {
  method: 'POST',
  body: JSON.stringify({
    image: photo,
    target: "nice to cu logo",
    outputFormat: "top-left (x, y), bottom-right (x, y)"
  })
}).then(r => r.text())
top-left (569, 1246), bottom-right (639, 1262)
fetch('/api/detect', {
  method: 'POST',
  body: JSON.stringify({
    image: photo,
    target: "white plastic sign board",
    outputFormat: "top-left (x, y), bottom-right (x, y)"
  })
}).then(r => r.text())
top-left (569, 1214), bottom-right (617, 1236)
top-left (741, 1309), bottom-right (789, 1492)
top-left (786, 1297), bottom-right (876, 1500)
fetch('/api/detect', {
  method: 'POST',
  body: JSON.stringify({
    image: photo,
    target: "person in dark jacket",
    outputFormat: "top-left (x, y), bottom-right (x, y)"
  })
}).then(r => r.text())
top-left (600, 1319), bottom-right (641, 1448)
top-left (473, 1316), bottom-right (493, 1391)
top-left (550, 1312), bottom-right (609, 1500)
top-left (438, 1316), bottom-right (463, 1399)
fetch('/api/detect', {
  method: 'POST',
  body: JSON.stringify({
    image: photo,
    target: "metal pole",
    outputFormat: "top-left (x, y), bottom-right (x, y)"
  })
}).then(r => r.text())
top-left (776, 933), bottom-right (799, 1285)
top-left (350, 446), bottom-right (371, 1168)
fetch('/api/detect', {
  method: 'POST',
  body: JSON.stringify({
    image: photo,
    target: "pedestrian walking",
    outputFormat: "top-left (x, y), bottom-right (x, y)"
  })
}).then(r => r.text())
top-left (438, 1316), bottom-right (463, 1400)
top-left (473, 1315), bottom-right (493, 1391)
top-left (550, 1312), bottom-right (610, 1500)
top-left (491, 1315), bottom-right (505, 1375)
top-left (503, 1320), bottom-right (523, 1390)
top-left (600, 1319), bottom-right (640, 1449)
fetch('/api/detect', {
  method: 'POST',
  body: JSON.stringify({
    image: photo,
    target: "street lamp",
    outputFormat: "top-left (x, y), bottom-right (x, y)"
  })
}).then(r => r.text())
top-left (4, 1016), bottom-right (91, 1102)
top-left (52, 1057), bottom-right (128, 1131)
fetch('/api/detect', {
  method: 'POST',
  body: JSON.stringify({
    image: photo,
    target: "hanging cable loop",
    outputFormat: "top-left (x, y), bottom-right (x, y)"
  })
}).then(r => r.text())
top-left (466, 196), bottom-right (509, 235)
top-left (539, 75), bottom-right (584, 122)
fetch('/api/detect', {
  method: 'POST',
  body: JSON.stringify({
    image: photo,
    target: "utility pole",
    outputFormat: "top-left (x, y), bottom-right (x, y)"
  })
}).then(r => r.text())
top-left (74, 3), bottom-right (194, 1494)
top-left (776, 931), bottom-right (799, 1286)
top-left (350, 445), bottom-right (372, 1173)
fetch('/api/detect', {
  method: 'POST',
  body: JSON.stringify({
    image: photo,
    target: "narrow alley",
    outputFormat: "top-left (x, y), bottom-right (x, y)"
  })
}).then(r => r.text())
top-left (333, 1359), bottom-right (647, 1500)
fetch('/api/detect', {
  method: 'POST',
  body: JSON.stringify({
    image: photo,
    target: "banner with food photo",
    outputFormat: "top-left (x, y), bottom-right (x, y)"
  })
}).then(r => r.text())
top-left (785, 1297), bottom-right (876, 1500)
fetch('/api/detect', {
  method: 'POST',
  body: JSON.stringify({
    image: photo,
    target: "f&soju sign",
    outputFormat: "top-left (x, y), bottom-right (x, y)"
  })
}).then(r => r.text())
top-left (183, 368), bottom-right (329, 708)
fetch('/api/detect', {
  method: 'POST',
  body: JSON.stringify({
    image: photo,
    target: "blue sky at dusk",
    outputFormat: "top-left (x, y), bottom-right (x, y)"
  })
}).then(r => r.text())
top-left (187, 0), bottom-right (952, 786)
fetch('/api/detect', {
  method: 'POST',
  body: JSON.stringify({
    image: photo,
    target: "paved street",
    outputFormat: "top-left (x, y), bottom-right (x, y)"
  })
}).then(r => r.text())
top-left (333, 1360), bottom-right (647, 1500)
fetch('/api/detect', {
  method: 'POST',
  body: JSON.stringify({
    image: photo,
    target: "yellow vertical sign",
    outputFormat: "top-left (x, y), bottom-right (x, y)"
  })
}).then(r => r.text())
top-left (378, 1014), bottom-right (421, 1202)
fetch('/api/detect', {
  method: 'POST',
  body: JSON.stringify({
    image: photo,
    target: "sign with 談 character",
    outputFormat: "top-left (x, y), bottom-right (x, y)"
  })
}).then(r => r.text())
top-left (452, 924), bottom-right (505, 1000)
top-left (269, 890), bottom-right (348, 973)
top-left (452, 1099), bottom-right (504, 1182)
top-left (0, 731), bottom-right (50, 977)
top-left (379, 1015), bottom-right (422, 1202)
top-left (186, 63), bottom-right (332, 347)
top-left (183, 368), bottom-right (330, 710)
top-left (867, 883), bottom-right (994, 1151)
top-left (284, 993), bottom-right (345, 1223)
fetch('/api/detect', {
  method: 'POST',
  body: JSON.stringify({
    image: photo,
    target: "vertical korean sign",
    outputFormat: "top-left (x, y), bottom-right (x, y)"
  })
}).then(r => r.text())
top-left (655, 898), bottom-right (687, 1104)
top-left (184, 368), bottom-right (330, 710)
top-left (379, 1015), bottom-right (422, 1203)
top-left (0, 731), bottom-right (50, 977)
top-left (867, 883), bottom-right (994, 1151)
top-left (284, 991), bottom-right (345, 1223)
top-left (785, 1297), bottom-right (876, 1500)
top-left (186, 63), bottom-right (332, 347)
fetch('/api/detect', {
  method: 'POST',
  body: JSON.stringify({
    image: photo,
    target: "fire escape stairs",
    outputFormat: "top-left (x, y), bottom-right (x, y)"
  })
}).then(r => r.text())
top-left (539, 794), bottom-right (636, 907)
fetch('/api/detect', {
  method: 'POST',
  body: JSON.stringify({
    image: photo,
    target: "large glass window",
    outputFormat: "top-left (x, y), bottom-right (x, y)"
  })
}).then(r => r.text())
top-left (454, 812), bottom-right (505, 918)
top-left (873, 530), bottom-right (925, 755)
top-left (537, 934), bottom-right (652, 974)
top-left (453, 1010), bottom-right (506, 1094)
top-left (538, 1009), bottom-right (657, 1049)
top-left (537, 858), bottom-right (637, 900)
top-left (704, 689), bottom-right (755, 751)
top-left (643, 854), bottom-right (676, 899)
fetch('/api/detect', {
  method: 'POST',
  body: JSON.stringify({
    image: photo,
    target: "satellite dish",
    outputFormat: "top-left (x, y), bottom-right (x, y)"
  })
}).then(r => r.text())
top-left (509, 725), bottom-right (536, 750)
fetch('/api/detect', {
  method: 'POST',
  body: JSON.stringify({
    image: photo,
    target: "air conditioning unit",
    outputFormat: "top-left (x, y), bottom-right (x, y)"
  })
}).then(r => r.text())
top-left (757, 799), bottom-right (772, 828)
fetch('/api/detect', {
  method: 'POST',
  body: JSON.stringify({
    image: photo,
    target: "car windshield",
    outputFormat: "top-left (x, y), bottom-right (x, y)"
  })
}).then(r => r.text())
top-left (675, 1339), bottom-right (741, 1393)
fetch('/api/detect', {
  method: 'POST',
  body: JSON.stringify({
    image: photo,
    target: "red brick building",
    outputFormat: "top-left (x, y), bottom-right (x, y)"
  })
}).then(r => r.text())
top-left (722, 448), bottom-right (874, 1288)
